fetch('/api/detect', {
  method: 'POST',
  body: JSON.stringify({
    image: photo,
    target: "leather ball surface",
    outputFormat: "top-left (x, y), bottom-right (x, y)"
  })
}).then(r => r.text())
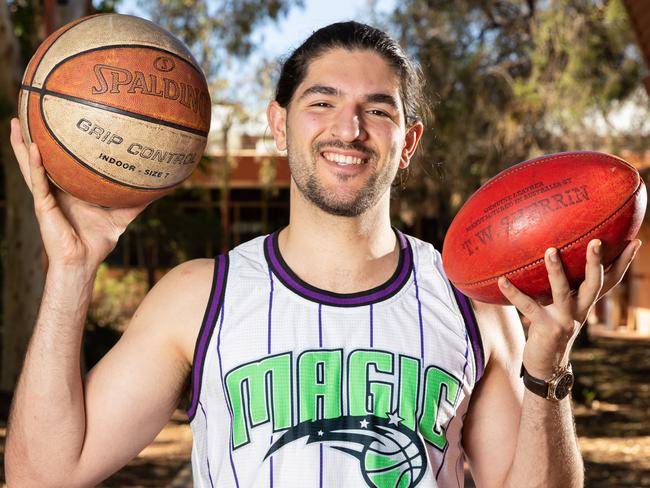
top-left (442, 152), bottom-right (647, 305)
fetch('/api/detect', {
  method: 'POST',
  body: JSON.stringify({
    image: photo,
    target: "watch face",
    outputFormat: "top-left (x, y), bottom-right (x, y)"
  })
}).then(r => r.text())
top-left (554, 373), bottom-right (574, 399)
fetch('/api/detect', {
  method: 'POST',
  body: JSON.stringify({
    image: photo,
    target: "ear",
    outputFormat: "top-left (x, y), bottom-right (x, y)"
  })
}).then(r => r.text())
top-left (399, 122), bottom-right (424, 169)
top-left (267, 101), bottom-right (288, 152)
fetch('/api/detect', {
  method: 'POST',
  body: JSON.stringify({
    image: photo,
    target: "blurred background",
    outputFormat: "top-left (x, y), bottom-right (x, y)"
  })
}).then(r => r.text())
top-left (0, 0), bottom-right (649, 486)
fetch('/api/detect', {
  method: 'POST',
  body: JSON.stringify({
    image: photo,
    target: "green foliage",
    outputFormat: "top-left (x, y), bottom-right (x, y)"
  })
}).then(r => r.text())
top-left (7, 0), bottom-right (117, 65)
top-left (88, 264), bottom-right (149, 330)
top-left (85, 261), bottom-right (142, 368)
top-left (7, 0), bottom-right (40, 65)
top-left (139, 0), bottom-right (303, 84)
top-left (93, 1), bottom-right (119, 14)
top-left (391, 0), bottom-right (643, 246)
top-left (125, 189), bottom-right (222, 266)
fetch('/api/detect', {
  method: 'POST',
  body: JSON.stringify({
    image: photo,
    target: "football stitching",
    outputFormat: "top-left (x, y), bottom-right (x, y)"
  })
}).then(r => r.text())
top-left (457, 180), bottom-right (644, 289)
top-left (461, 152), bottom-right (636, 209)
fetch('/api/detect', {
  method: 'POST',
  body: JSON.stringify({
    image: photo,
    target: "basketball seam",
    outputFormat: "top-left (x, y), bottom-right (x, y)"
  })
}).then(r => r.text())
top-left (456, 181), bottom-right (644, 288)
top-left (25, 15), bottom-right (100, 143)
top-left (35, 87), bottom-right (209, 138)
top-left (45, 43), bottom-right (205, 79)
top-left (24, 14), bottom-right (99, 85)
top-left (39, 92), bottom-right (179, 193)
top-left (36, 44), bottom-right (209, 135)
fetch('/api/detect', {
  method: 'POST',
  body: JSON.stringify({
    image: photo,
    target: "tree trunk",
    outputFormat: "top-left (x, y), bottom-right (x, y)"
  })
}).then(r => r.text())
top-left (0, 0), bottom-right (90, 392)
top-left (0, 0), bottom-right (45, 392)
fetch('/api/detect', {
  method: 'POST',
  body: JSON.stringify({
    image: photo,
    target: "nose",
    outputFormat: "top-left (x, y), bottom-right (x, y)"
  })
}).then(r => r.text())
top-left (331, 106), bottom-right (367, 142)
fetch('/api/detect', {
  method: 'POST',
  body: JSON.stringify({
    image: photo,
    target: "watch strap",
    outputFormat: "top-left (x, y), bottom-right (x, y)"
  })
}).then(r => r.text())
top-left (520, 364), bottom-right (550, 398)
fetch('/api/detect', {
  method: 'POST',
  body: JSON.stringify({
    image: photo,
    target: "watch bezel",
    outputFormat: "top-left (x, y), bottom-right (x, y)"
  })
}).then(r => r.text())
top-left (548, 370), bottom-right (574, 400)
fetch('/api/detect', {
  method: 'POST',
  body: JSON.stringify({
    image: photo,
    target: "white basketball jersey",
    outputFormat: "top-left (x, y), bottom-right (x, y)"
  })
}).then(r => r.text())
top-left (188, 229), bottom-right (484, 488)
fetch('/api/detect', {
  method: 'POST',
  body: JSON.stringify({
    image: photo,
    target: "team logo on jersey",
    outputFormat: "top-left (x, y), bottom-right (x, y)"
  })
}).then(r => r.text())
top-left (224, 348), bottom-right (464, 486)
top-left (265, 415), bottom-right (426, 488)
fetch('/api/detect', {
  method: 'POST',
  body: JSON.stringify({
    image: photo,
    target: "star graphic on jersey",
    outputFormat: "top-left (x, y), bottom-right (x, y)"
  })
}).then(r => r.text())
top-left (387, 410), bottom-right (404, 426)
top-left (318, 430), bottom-right (324, 436)
top-left (360, 418), bottom-right (369, 428)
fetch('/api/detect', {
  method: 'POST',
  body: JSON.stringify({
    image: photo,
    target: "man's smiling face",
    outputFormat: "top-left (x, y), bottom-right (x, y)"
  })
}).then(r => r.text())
top-left (281, 48), bottom-right (413, 217)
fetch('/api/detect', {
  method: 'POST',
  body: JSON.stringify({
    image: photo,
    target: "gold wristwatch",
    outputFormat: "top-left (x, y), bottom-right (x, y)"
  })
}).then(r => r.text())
top-left (520, 363), bottom-right (574, 401)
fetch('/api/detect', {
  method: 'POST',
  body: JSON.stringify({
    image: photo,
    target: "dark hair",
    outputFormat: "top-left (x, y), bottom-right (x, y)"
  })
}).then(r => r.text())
top-left (275, 21), bottom-right (426, 128)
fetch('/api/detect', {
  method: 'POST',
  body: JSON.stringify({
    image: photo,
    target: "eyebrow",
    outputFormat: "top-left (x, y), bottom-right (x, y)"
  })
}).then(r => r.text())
top-left (298, 85), bottom-right (400, 111)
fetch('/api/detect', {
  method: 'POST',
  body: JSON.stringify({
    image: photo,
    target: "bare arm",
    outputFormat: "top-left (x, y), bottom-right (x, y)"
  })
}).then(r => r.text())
top-left (4, 119), bottom-right (210, 487)
top-left (464, 239), bottom-right (641, 488)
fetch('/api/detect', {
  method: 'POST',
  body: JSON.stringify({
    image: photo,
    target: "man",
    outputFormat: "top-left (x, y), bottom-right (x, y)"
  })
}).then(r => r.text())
top-left (5, 21), bottom-right (641, 487)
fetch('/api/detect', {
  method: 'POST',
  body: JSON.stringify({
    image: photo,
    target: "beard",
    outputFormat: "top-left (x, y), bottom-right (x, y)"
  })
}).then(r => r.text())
top-left (287, 138), bottom-right (398, 217)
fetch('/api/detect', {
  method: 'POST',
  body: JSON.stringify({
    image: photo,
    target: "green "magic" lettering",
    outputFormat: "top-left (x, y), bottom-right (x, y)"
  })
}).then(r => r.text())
top-left (419, 366), bottom-right (461, 450)
top-left (298, 350), bottom-right (343, 422)
top-left (225, 353), bottom-right (292, 448)
top-left (224, 349), bottom-right (463, 451)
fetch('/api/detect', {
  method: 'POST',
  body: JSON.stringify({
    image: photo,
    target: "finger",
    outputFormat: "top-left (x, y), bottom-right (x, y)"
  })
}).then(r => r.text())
top-left (545, 248), bottom-right (572, 312)
top-left (601, 239), bottom-right (642, 295)
top-left (27, 143), bottom-right (52, 206)
top-left (498, 276), bottom-right (547, 324)
top-left (577, 239), bottom-right (604, 312)
top-left (9, 118), bottom-right (33, 190)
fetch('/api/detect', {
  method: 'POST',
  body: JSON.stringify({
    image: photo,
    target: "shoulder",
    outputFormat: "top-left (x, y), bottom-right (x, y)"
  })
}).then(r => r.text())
top-left (471, 299), bottom-right (525, 366)
top-left (129, 258), bottom-right (217, 364)
top-left (138, 258), bottom-right (216, 314)
top-left (150, 258), bottom-right (216, 294)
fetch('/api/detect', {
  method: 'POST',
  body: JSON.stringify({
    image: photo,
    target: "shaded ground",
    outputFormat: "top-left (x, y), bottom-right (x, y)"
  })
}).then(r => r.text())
top-left (0, 335), bottom-right (648, 487)
top-left (572, 336), bottom-right (650, 487)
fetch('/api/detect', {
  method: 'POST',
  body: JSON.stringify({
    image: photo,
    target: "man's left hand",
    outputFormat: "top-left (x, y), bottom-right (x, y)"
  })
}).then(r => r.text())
top-left (497, 238), bottom-right (642, 379)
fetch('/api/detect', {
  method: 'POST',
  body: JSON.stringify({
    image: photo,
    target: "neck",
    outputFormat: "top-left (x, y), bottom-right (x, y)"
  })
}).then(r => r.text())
top-left (278, 183), bottom-right (399, 293)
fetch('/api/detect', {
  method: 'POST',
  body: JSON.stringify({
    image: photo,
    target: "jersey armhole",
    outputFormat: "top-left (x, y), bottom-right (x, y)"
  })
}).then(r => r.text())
top-left (451, 286), bottom-right (485, 383)
top-left (187, 254), bottom-right (230, 420)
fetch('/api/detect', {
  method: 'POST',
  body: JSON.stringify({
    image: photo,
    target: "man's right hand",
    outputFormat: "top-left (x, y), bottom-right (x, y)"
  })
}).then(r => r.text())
top-left (6, 117), bottom-right (211, 488)
top-left (9, 117), bottom-right (147, 274)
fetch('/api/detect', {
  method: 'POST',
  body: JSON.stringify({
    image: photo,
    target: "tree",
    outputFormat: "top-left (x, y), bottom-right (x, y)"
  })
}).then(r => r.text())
top-left (140, 0), bottom-right (303, 92)
top-left (0, 0), bottom-right (44, 392)
top-left (389, 0), bottom-right (643, 247)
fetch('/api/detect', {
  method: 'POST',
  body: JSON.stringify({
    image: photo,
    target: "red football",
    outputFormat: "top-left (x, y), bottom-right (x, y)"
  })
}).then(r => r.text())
top-left (442, 151), bottom-right (647, 305)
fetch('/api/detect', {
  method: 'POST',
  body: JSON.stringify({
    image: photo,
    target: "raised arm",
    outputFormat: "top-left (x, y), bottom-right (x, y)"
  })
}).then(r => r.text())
top-left (463, 238), bottom-right (641, 488)
top-left (4, 119), bottom-right (211, 487)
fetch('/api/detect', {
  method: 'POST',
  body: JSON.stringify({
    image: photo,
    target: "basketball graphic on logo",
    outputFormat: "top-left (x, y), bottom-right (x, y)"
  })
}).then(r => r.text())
top-left (363, 430), bottom-right (425, 488)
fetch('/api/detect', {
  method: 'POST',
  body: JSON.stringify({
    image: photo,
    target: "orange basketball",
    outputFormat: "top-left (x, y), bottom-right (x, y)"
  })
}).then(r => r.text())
top-left (18, 13), bottom-right (211, 208)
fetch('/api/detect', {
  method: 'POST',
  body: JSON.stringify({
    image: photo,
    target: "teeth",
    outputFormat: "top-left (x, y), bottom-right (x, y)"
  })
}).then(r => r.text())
top-left (323, 152), bottom-right (365, 165)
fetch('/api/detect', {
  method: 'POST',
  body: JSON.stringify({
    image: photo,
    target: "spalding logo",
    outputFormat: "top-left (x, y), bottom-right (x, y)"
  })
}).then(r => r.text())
top-left (90, 63), bottom-right (210, 119)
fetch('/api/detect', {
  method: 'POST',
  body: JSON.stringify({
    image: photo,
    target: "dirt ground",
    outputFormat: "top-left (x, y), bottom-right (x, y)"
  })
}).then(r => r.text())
top-left (0, 334), bottom-right (648, 487)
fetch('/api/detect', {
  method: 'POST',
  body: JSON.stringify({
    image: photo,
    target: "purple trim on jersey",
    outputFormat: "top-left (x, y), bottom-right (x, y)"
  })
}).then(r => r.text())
top-left (320, 444), bottom-right (324, 487)
top-left (268, 266), bottom-right (274, 354)
top-left (216, 297), bottom-right (240, 487)
top-left (318, 304), bottom-right (323, 348)
top-left (451, 286), bottom-right (485, 382)
top-left (369, 304), bottom-right (374, 348)
top-left (412, 264), bottom-right (425, 360)
top-left (198, 401), bottom-right (216, 488)
top-left (436, 324), bottom-right (471, 481)
top-left (267, 266), bottom-right (274, 486)
top-left (263, 228), bottom-right (413, 307)
top-left (269, 434), bottom-right (274, 488)
top-left (188, 255), bottom-right (229, 420)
